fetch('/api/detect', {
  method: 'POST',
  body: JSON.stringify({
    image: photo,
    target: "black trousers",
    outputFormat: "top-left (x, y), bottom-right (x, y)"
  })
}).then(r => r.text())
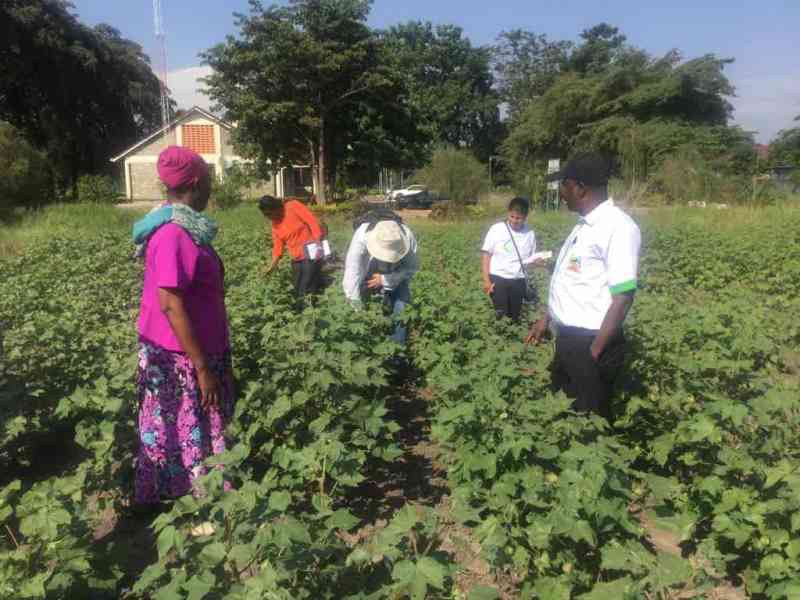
top-left (291, 259), bottom-right (322, 301)
top-left (490, 275), bottom-right (526, 322)
top-left (551, 332), bottom-right (626, 420)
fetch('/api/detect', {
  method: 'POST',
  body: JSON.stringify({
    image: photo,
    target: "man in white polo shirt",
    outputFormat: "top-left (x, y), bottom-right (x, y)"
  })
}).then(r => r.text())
top-left (526, 153), bottom-right (641, 419)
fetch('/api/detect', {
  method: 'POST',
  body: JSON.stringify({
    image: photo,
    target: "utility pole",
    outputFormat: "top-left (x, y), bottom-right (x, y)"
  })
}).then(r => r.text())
top-left (153, 0), bottom-right (170, 133)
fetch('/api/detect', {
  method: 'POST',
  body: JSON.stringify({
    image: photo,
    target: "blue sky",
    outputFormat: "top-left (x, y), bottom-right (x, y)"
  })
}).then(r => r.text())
top-left (72, 0), bottom-right (799, 142)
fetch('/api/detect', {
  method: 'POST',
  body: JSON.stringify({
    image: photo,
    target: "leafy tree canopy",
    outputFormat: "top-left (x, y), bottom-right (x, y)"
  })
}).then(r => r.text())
top-left (500, 25), bottom-right (745, 183)
top-left (381, 21), bottom-right (503, 161)
top-left (0, 0), bottom-right (167, 192)
top-left (202, 0), bottom-right (424, 203)
top-left (492, 29), bottom-right (572, 119)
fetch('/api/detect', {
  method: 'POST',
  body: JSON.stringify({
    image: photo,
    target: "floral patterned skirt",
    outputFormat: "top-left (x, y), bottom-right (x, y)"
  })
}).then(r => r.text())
top-left (135, 342), bottom-right (234, 505)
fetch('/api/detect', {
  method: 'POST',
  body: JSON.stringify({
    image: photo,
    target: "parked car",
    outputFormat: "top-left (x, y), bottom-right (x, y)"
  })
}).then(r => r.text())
top-left (387, 184), bottom-right (432, 208)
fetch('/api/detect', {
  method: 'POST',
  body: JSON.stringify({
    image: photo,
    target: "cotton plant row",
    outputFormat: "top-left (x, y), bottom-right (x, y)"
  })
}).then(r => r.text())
top-left (405, 218), bottom-right (800, 598)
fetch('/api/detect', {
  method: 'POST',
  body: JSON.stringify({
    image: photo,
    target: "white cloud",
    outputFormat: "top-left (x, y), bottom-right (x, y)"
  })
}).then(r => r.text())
top-left (163, 66), bottom-right (213, 111)
top-left (730, 74), bottom-right (800, 143)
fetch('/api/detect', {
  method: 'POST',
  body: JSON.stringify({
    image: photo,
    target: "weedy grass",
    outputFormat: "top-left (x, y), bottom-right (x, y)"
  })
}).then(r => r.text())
top-left (0, 203), bottom-right (138, 257)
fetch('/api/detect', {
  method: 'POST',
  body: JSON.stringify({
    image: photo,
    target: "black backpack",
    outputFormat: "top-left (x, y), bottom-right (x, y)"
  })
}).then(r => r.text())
top-left (352, 208), bottom-right (403, 232)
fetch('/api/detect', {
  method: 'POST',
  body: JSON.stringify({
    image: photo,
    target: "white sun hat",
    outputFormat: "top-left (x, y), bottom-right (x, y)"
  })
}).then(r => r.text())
top-left (365, 221), bottom-right (411, 263)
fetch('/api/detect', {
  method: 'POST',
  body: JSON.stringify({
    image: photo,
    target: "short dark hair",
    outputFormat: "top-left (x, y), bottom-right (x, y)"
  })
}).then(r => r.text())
top-left (508, 196), bottom-right (530, 215)
top-left (259, 195), bottom-right (283, 213)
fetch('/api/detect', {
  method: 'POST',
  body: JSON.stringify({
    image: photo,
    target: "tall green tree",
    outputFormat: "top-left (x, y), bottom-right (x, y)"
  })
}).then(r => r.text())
top-left (503, 26), bottom-right (744, 187)
top-left (381, 22), bottom-right (503, 162)
top-left (568, 23), bottom-right (627, 74)
top-left (203, 0), bottom-right (422, 204)
top-left (492, 29), bottom-right (572, 120)
top-left (0, 122), bottom-right (53, 215)
top-left (0, 0), bottom-right (166, 194)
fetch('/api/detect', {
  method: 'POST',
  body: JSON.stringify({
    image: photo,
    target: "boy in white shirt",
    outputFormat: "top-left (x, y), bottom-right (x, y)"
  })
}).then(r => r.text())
top-left (480, 197), bottom-right (541, 322)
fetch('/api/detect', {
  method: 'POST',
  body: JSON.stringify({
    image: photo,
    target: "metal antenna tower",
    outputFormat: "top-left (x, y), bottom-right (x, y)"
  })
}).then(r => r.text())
top-left (153, 0), bottom-right (170, 132)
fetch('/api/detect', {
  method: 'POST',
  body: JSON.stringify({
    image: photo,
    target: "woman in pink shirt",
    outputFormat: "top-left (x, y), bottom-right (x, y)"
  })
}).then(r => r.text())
top-left (132, 146), bottom-right (234, 508)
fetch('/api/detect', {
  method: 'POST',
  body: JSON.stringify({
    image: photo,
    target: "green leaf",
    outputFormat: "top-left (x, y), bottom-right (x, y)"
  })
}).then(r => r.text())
top-left (199, 542), bottom-right (227, 568)
top-left (173, 495), bottom-right (200, 515)
top-left (391, 559), bottom-right (416, 584)
top-left (229, 543), bottom-right (256, 571)
top-left (791, 512), bottom-right (800, 533)
top-left (764, 460), bottom-right (793, 489)
top-left (185, 571), bottom-right (216, 600)
top-left (327, 508), bottom-right (360, 531)
top-left (577, 576), bottom-right (633, 599)
top-left (278, 517), bottom-right (312, 545)
top-left (417, 556), bottom-right (447, 589)
top-left (390, 503), bottom-right (420, 532)
top-left (649, 553), bottom-right (693, 590)
top-left (156, 525), bottom-right (178, 560)
top-left (649, 509), bottom-right (696, 542)
top-left (20, 573), bottom-right (49, 598)
top-left (567, 519), bottom-right (597, 547)
top-left (132, 562), bottom-right (167, 593)
top-left (468, 585), bottom-right (500, 600)
top-left (643, 473), bottom-right (679, 502)
top-left (531, 576), bottom-right (571, 600)
top-left (269, 490), bottom-right (292, 512)
top-left (266, 395), bottom-right (292, 425)
top-left (601, 540), bottom-right (652, 575)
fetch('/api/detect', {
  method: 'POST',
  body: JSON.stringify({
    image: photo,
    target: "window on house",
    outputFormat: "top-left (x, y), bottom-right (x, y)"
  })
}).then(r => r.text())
top-left (182, 124), bottom-right (215, 154)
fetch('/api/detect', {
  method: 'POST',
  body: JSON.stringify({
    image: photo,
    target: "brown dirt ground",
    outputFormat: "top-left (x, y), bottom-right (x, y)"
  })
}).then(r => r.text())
top-left (345, 373), bottom-right (516, 598)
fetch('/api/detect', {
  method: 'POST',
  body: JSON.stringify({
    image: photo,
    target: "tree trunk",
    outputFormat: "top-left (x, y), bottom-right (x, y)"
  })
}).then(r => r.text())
top-left (317, 116), bottom-right (327, 205)
top-left (309, 140), bottom-right (319, 202)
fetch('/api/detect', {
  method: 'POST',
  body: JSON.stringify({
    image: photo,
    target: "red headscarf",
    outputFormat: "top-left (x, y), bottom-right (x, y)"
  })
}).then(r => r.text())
top-left (157, 145), bottom-right (209, 190)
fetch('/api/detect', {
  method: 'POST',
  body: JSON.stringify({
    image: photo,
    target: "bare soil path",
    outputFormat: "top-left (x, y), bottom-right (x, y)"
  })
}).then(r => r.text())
top-left (343, 365), bottom-right (519, 598)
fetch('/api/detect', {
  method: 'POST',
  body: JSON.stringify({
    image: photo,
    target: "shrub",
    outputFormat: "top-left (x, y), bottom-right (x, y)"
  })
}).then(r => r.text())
top-left (211, 163), bottom-right (258, 210)
top-left (311, 201), bottom-right (358, 217)
top-left (429, 201), bottom-right (488, 221)
top-left (75, 175), bottom-right (120, 204)
top-left (414, 147), bottom-right (488, 204)
top-left (0, 122), bottom-right (53, 216)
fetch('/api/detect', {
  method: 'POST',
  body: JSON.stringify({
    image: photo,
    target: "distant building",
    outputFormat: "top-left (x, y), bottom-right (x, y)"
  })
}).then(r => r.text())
top-left (754, 143), bottom-right (770, 161)
top-left (110, 106), bottom-right (312, 201)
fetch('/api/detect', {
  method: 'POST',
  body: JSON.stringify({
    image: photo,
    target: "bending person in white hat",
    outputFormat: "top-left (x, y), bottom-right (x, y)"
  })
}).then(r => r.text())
top-left (342, 215), bottom-right (419, 345)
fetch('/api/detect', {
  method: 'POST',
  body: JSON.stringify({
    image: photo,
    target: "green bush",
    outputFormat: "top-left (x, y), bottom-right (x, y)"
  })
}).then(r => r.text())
top-left (414, 147), bottom-right (488, 204)
top-left (0, 122), bottom-right (53, 216)
top-left (211, 164), bottom-right (256, 210)
top-left (75, 175), bottom-right (120, 204)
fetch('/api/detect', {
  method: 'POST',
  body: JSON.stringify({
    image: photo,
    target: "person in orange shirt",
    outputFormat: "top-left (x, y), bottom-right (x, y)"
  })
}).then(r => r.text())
top-left (260, 195), bottom-right (325, 305)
